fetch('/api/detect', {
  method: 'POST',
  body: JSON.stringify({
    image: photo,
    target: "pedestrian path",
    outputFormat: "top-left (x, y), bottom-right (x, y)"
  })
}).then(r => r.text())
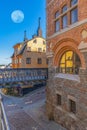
top-left (2, 88), bottom-right (67, 130)
top-left (8, 109), bottom-right (44, 130)
top-left (24, 100), bottom-right (66, 130)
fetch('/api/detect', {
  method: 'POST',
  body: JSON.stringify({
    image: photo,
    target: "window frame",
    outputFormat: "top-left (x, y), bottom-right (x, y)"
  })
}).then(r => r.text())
top-left (43, 41), bottom-right (46, 45)
top-left (62, 5), bottom-right (68, 13)
top-left (26, 58), bottom-right (31, 64)
top-left (59, 51), bottom-right (81, 74)
top-left (55, 19), bottom-right (60, 32)
top-left (33, 39), bottom-right (37, 43)
top-left (71, 0), bottom-right (78, 7)
top-left (37, 58), bottom-right (42, 64)
top-left (62, 14), bottom-right (68, 28)
top-left (69, 99), bottom-right (76, 114)
top-left (54, 0), bottom-right (78, 32)
top-left (70, 7), bottom-right (78, 24)
top-left (55, 11), bottom-right (60, 19)
top-left (38, 48), bottom-right (42, 52)
top-left (46, 59), bottom-right (49, 65)
top-left (57, 94), bottom-right (62, 106)
top-left (27, 47), bottom-right (31, 52)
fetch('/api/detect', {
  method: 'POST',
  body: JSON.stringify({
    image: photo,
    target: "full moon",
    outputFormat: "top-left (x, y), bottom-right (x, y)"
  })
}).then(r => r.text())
top-left (11, 10), bottom-right (24, 23)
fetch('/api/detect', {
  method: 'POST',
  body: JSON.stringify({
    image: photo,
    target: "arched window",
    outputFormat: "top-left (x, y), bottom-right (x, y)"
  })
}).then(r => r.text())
top-left (55, 11), bottom-right (60, 19)
top-left (55, 11), bottom-right (60, 32)
top-left (62, 5), bottom-right (68, 28)
top-left (70, 0), bottom-right (78, 24)
top-left (71, 0), bottom-right (78, 6)
top-left (62, 5), bottom-right (67, 13)
top-left (59, 51), bottom-right (81, 74)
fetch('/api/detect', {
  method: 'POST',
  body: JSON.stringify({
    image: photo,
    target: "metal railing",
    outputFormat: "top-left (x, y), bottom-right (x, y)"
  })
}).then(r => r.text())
top-left (55, 67), bottom-right (79, 74)
top-left (0, 68), bottom-right (48, 85)
top-left (0, 95), bottom-right (10, 130)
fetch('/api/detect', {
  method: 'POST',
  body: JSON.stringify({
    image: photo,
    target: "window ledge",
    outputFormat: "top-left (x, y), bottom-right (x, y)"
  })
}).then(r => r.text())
top-left (56, 106), bottom-right (63, 111)
top-left (55, 73), bottom-right (80, 82)
top-left (68, 113), bottom-right (77, 120)
top-left (56, 106), bottom-right (77, 120)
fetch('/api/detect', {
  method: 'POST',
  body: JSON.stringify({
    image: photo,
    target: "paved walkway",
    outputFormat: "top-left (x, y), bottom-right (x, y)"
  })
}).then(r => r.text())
top-left (24, 100), bottom-right (66, 130)
top-left (2, 88), bottom-right (67, 130)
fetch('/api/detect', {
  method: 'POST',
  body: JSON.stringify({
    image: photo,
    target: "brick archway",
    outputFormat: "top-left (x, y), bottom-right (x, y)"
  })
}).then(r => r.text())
top-left (53, 40), bottom-right (86, 68)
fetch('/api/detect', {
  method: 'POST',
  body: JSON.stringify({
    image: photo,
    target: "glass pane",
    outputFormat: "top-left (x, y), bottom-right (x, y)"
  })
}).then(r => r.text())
top-left (55, 20), bottom-right (60, 32)
top-left (62, 5), bottom-right (67, 13)
top-left (62, 15), bottom-right (68, 28)
top-left (71, 0), bottom-right (78, 6)
top-left (60, 54), bottom-right (65, 64)
top-left (60, 64), bottom-right (65, 68)
top-left (66, 51), bottom-right (73, 61)
top-left (59, 51), bottom-right (81, 74)
top-left (55, 11), bottom-right (60, 18)
top-left (71, 8), bottom-right (78, 24)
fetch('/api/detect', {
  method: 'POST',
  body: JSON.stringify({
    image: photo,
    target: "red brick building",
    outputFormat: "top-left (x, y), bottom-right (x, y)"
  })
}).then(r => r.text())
top-left (46, 0), bottom-right (87, 130)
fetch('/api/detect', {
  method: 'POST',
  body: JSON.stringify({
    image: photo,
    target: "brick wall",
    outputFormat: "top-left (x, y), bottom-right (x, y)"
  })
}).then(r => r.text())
top-left (46, 0), bottom-right (87, 129)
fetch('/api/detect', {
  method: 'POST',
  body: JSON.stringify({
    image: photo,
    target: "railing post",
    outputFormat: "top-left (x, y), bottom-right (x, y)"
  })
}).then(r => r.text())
top-left (0, 94), bottom-right (10, 130)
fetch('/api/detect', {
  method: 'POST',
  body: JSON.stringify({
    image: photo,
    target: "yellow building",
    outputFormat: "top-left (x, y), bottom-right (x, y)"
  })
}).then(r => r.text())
top-left (11, 18), bottom-right (48, 69)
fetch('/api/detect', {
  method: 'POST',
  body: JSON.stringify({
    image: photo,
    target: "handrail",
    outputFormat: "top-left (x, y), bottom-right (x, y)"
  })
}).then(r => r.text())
top-left (0, 95), bottom-right (10, 130)
top-left (0, 68), bottom-right (48, 85)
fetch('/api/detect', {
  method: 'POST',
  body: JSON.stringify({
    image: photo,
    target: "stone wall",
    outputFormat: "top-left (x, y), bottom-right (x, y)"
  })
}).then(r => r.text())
top-left (46, 70), bottom-right (87, 130)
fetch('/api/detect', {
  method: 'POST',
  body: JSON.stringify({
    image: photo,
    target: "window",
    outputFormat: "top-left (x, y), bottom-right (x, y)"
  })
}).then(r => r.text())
top-left (38, 48), bottom-right (42, 52)
top-left (71, 8), bottom-right (78, 24)
top-left (38, 58), bottom-right (42, 64)
top-left (15, 60), bottom-right (16, 64)
top-left (62, 15), bottom-right (68, 28)
top-left (19, 58), bottom-right (21, 63)
top-left (55, 20), bottom-right (60, 32)
top-left (27, 47), bottom-right (31, 52)
top-left (62, 5), bottom-right (67, 13)
top-left (46, 59), bottom-right (49, 64)
top-left (70, 0), bottom-right (78, 24)
top-left (71, 0), bottom-right (78, 6)
top-left (17, 59), bottom-right (19, 64)
top-left (59, 51), bottom-right (81, 74)
top-left (33, 39), bottom-right (37, 43)
top-left (43, 41), bottom-right (46, 45)
top-left (55, 11), bottom-right (60, 18)
top-left (54, 1), bottom-right (78, 32)
top-left (57, 94), bottom-right (61, 105)
top-left (43, 49), bottom-right (45, 52)
top-left (62, 5), bottom-right (68, 28)
top-left (69, 99), bottom-right (76, 114)
top-left (55, 11), bottom-right (60, 32)
top-left (26, 58), bottom-right (31, 64)
top-left (15, 48), bottom-right (18, 55)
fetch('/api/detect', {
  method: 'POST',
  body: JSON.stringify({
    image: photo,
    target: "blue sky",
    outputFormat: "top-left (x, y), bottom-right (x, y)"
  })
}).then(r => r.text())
top-left (0, 0), bottom-right (46, 65)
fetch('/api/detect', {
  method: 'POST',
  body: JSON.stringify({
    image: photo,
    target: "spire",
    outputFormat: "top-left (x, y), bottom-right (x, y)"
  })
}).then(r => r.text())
top-left (38, 17), bottom-right (41, 28)
top-left (37, 17), bottom-right (42, 37)
top-left (24, 30), bottom-right (28, 41)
